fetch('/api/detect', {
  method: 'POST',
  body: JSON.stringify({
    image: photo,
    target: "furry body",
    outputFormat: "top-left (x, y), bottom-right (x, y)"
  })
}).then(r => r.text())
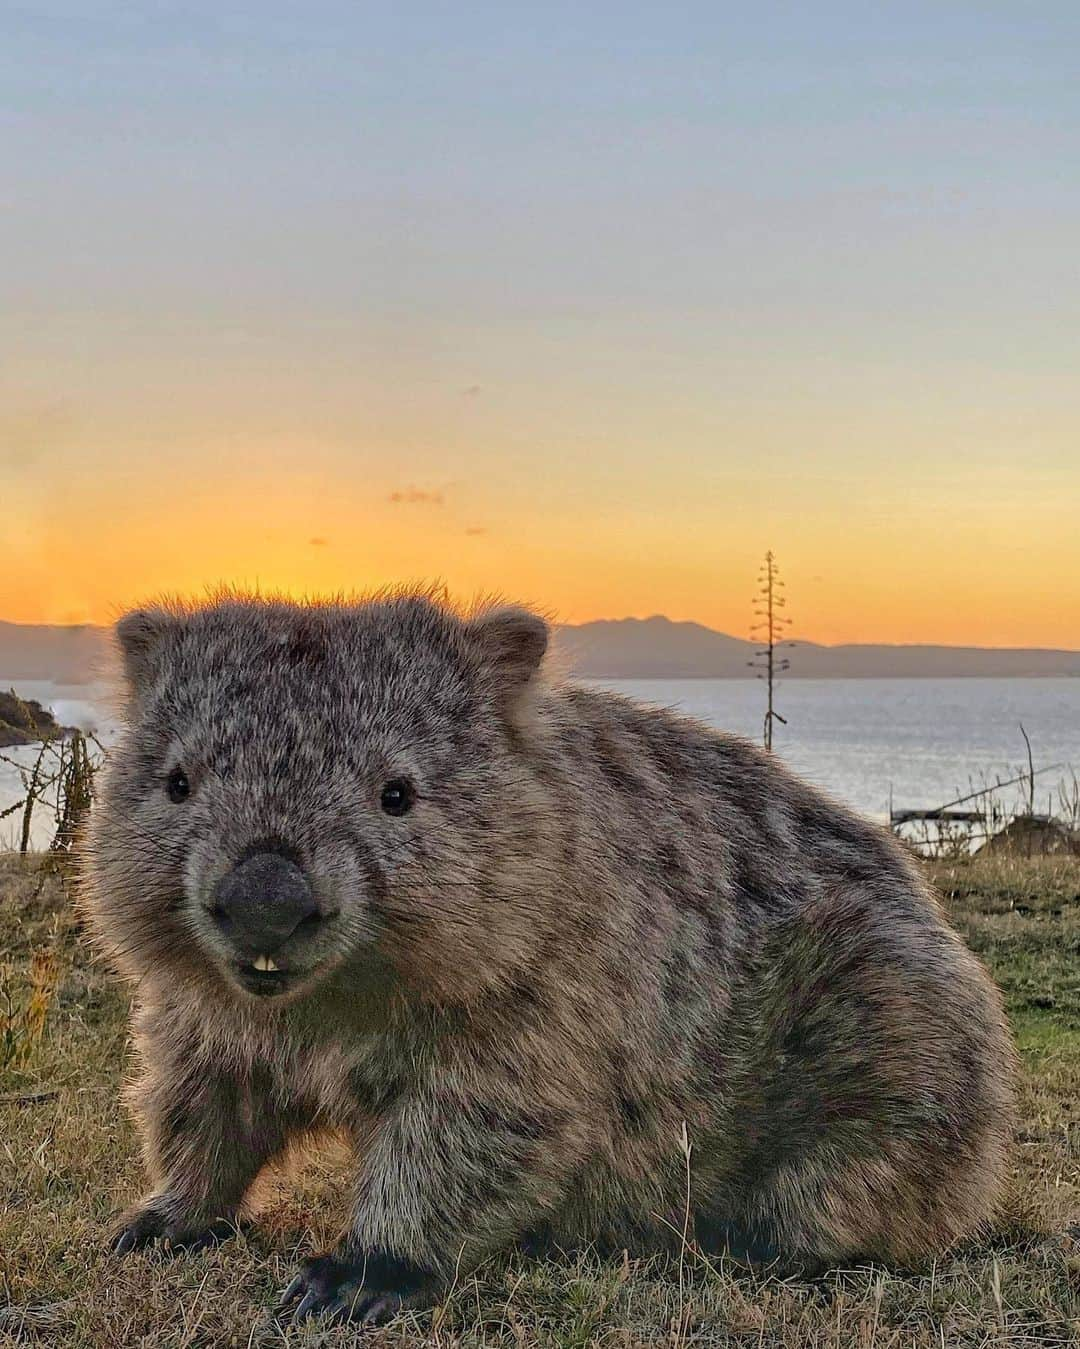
top-left (81, 594), bottom-right (1016, 1321)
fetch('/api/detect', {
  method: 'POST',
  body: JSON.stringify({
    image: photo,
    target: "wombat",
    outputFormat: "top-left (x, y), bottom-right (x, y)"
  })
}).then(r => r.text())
top-left (81, 592), bottom-right (1016, 1325)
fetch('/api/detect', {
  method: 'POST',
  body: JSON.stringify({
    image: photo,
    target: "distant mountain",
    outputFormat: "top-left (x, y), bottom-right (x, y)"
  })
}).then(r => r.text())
top-left (552, 616), bottom-right (1080, 679)
top-left (773, 640), bottom-right (1080, 680)
top-left (554, 616), bottom-right (753, 679)
top-left (1, 615), bottom-right (1077, 683)
top-left (0, 621), bottom-right (112, 684)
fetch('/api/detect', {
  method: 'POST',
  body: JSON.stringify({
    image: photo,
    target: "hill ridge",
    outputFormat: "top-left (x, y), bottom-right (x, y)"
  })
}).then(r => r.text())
top-left (1, 617), bottom-right (1077, 682)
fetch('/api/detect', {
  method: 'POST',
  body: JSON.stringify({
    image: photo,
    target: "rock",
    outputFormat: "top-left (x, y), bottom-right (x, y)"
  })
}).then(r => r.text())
top-left (0, 690), bottom-right (76, 748)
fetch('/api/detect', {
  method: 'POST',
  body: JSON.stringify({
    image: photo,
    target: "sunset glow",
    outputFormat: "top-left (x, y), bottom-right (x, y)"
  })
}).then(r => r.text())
top-left (3, 6), bottom-right (1078, 647)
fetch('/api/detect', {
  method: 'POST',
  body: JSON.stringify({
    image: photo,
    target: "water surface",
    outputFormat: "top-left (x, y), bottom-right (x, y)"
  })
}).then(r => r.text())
top-left (2, 676), bottom-right (1077, 849)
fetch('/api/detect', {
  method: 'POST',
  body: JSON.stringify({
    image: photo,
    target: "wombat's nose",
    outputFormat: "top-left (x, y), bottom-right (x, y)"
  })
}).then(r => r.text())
top-left (211, 851), bottom-right (318, 956)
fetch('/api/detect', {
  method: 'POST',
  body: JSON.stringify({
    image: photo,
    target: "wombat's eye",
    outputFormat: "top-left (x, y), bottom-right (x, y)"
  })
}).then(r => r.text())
top-left (380, 778), bottom-right (415, 817)
top-left (166, 768), bottom-right (191, 804)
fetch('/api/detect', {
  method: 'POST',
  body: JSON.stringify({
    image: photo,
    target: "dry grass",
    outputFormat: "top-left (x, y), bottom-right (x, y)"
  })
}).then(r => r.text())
top-left (1, 851), bottom-right (1078, 1347)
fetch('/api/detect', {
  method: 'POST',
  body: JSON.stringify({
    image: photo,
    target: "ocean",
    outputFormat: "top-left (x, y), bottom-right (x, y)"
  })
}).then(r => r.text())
top-left (600, 677), bottom-right (1080, 823)
top-left (2, 676), bottom-right (1078, 851)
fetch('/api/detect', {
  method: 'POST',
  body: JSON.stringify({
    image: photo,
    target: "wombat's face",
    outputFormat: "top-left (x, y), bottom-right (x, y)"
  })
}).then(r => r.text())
top-left (83, 596), bottom-right (550, 1007)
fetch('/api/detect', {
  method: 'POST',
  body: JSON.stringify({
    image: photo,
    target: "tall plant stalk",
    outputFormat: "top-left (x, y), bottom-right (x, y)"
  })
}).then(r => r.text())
top-left (749, 550), bottom-right (793, 752)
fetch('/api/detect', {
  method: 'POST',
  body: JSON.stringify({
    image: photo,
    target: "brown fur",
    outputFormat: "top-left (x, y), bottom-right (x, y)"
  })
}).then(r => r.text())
top-left (79, 590), bottom-right (1017, 1323)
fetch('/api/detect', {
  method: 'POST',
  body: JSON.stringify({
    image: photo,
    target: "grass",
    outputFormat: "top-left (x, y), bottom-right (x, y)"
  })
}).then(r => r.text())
top-left (1, 852), bottom-right (1079, 1347)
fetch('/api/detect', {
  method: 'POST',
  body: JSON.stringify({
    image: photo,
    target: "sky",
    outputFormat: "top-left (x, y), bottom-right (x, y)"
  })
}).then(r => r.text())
top-left (2, 3), bottom-right (1078, 646)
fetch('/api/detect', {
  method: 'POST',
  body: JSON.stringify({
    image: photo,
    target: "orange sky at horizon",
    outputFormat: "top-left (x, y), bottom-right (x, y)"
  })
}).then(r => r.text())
top-left (3, 320), bottom-right (1078, 647)
top-left (4, 412), bottom-right (1078, 648)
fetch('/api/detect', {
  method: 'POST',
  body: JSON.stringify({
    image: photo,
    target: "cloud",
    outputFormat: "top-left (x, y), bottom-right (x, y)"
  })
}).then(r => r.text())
top-left (464, 526), bottom-right (486, 536)
top-left (309, 537), bottom-right (329, 547)
top-left (388, 487), bottom-right (445, 506)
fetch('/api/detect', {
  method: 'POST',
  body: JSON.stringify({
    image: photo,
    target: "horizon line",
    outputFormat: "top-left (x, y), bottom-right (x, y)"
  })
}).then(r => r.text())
top-left (2, 613), bottom-right (1078, 657)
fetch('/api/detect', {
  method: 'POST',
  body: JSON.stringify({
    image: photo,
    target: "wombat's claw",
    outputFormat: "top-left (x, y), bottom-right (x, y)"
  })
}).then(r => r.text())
top-left (113, 1227), bottom-right (140, 1256)
top-left (111, 1207), bottom-right (237, 1256)
top-left (277, 1273), bottom-right (305, 1306)
top-left (358, 1294), bottom-right (405, 1324)
top-left (276, 1258), bottom-right (358, 1324)
top-left (276, 1254), bottom-right (411, 1325)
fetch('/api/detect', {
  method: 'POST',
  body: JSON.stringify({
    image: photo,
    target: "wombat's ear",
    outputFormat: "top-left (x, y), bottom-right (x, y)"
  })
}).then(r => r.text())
top-left (467, 606), bottom-right (549, 699)
top-left (115, 608), bottom-right (177, 696)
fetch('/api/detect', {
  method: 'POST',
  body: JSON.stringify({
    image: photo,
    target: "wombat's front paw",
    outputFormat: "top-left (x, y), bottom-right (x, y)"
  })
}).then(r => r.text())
top-left (277, 1249), bottom-right (434, 1325)
top-left (111, 1199), bottom-right (238, 1255)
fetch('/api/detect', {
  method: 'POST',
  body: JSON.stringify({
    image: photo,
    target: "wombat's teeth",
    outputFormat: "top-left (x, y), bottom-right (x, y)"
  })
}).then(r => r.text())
top-left (253, 955), bottom-right (279, 972)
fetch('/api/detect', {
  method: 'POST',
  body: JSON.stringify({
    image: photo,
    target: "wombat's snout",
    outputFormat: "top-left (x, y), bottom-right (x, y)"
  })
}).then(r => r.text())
top-left (210, 850), bottom-right (320, 965)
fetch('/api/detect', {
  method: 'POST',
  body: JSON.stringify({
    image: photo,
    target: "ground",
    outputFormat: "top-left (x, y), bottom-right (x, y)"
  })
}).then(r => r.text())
top-left (1, 851), bottom-right (1078, 1347)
